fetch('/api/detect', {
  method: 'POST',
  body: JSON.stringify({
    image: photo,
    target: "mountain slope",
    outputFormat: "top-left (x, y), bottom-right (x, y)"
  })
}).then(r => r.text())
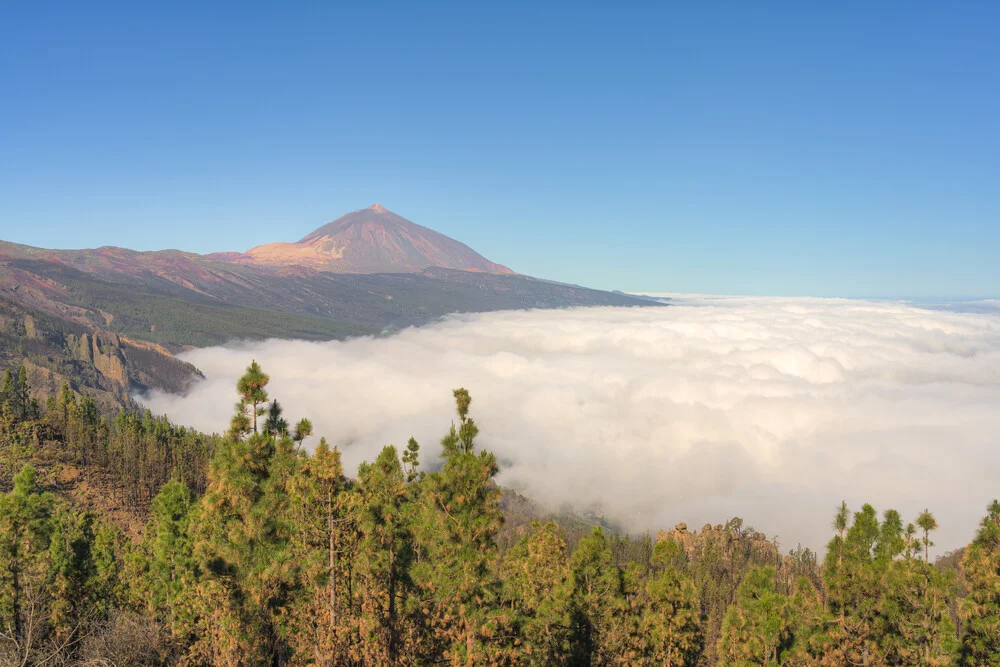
top-left (216, 204), bottom-right (513, 274)
top-left (0, 203), bottom-right (661, 404)
top-left (0, 251), bottom-right (656, 351)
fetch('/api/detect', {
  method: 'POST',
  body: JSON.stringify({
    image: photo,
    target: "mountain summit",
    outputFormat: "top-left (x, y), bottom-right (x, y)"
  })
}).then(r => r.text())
top-left (220, 204), bottom-right (512, 274)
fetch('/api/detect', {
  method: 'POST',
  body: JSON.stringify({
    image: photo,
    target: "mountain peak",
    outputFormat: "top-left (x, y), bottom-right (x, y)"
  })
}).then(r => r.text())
top-left (227, 205), bottom-right (513, 275)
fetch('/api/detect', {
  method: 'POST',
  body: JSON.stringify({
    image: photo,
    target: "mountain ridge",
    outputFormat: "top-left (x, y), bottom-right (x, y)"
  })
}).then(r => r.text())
top-left (0, 204), bottom-right (662, 406)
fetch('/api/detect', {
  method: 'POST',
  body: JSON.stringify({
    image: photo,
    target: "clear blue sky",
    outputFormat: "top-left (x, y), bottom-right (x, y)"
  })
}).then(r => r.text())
top-left (1, 2), bottom-right (997, 297)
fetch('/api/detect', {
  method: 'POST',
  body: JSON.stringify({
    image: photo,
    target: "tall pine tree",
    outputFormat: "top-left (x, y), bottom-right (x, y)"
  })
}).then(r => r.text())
top-left (961, 500), bottom-right (1000, 665)
top-left (413, 388), bottom-right (508, 666)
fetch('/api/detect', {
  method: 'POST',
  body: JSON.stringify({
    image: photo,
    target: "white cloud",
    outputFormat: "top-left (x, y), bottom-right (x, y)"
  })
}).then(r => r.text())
top-left (140, 297), bottom-right (1000, 555)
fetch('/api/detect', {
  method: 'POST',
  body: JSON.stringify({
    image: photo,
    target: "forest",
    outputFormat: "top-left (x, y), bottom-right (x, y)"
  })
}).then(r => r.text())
top-left (1, 360), bottom-right (999, 666)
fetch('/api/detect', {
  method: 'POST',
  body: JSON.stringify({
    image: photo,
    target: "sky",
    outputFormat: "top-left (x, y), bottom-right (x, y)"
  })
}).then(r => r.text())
top-left (1, 1), bottom-right (998, 297)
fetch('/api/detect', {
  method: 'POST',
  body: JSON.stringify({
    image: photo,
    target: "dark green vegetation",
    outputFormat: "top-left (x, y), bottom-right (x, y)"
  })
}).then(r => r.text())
top-left (2, 362), bottom-right (998, 666)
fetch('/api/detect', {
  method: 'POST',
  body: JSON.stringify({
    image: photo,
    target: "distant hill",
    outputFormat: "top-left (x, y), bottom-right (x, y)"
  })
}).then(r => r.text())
top-left (0, 204), bottom-right (660, 404)
top-left (212, 204), bottom-right (513, 274)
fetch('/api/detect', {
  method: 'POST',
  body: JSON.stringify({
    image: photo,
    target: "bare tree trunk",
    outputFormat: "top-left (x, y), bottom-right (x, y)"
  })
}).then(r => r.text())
top-left (10, 561), bottom-right (21, 647)
top-left (466, 620), bottom-right (475, 667)
top-left (328, 494), bottom-right (337, 630)
top-left (388, 547), bottom-right (397, 666)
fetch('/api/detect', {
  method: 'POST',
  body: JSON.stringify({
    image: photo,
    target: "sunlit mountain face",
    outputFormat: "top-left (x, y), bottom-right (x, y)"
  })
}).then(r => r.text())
top-left (212, 203), bottom-right (513, 275)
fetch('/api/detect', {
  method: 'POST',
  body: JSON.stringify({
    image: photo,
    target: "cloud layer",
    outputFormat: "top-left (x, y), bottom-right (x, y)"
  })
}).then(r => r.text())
top-left (141, 297), bottom-right (1000, 555)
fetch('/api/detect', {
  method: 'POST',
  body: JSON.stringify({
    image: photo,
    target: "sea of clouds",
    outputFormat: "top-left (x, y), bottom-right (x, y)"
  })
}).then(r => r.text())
top-left (141, 296), bottom-right (1000, 555)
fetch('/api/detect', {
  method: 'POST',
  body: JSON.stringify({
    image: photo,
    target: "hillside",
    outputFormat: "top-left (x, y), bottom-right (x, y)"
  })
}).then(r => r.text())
top-left (0, 204), bottom-right (657, 357)
top-left (0, 361), bottom-right (987, 666)
top-left (0, 296), bottom-right (200, 410)
top-left (0, 204), bottom-right (659, 408)
top-left (0, 253), bottom-right (654, 350)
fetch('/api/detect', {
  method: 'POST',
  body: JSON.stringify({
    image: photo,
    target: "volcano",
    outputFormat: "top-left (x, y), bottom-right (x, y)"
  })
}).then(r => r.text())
top-left (215, 204), bottom-right (513, 274)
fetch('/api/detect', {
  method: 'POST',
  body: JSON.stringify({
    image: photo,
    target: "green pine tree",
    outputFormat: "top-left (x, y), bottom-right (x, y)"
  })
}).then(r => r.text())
top-left (880, 555), bottom-right (957, 665)
top-left (141, 480), bottom-right (198, 636)
top-left (236, 360), bottom-right (269, 434)
top-left (187, 362), bottom-right (298, 665)
top-left (500, 520), bottom-right (575, 665)
top-left (413, 388), bottom-right (508, 666)
top-left (353, 445), bottom-right (416, 665)
top-left (640, 538), bottom-right (703, 666)
top-left (264, 399), bottom-right (288, 437)
top-left (717, 566), bottom-right (790, 666)
top-left (822, 503), bottom-right (887, 665)
top-left (284, 437), bottom-right (352, 665)
top-left (0, 368), bottom-right (12, 408)
top-left (917, 509), bottom-right (939, 564)
top-left (402, 436), bottom-right (421, 483)
top-left (960, 500), bottom-right (1000, 665)
top-left (292, 418), bottom-right (312, 449)
top-left (568, 526), bottom-right (629, 665)
top-left (14, 366), bottom-right (31, 421)
top-left (0, 465), bottom-right (56, 660)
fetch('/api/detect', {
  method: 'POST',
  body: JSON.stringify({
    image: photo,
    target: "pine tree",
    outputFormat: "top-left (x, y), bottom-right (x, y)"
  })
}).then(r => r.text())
top-left (818, 503), bottom-right (957, 665)
top-left (904, 522), bottom-right (920, 560)
top-left (292, 418), bottom-right (312, 449)
top-left (871, 509), bottom-right (957, 665)
top-left (0, 465), bottom-right (119, 664)
top-left (568, 526), bottom-right (628, 665)
top-left (441, 388), bottom-right (478, 456)
top-left (833, 500), bottom-right (849, 567)
top-left (782, 576), bottom-right (834, 665)
top-left (90, 521), bottom-right (130, 616)
top-left (876, 509), bottom-right (905, 562)
top-left (236, 360), bottom-right (269, 434)
top-left (402, 436), bottom-right (421, 483)
top-left (0, 465), bottom-right (56, 659)
top-left (880, 556), bottom-right (957, 665)
top-left (823, 503), bottom-right (887, 665)
top-left (46, 509), bottom-right (100, 645)
top-left (901, 510), bottom-right (955, 664)
top-left (640, 538), bottom-right (703, 665)
top-left (500, 520), bottom-right (575, 665)
top-left (717, 566), bottom-right (790, 666)
top-left (264, 399), bottom-right (288, 437)
top-left (228, 399), bottom-right (251, 440)
top-left (960, 500), bottom-right (1000, 665)
top-left (0, 368), bottom-right (12, 408)
top-left (187, 362), bottom-right (297, 665)
top-left (353, 445), bottom-right (415, 665)
top-left (284, 436), bottom-right (351, 665)
top-left (825, 499), bottom-right (851, 642)
top-left (0, 370), bottom-right (37, 480)
top-left (142, 480), bottom-right (198, 636)
top-left (0, 365), bottom-right (33, 422)
top-left (917, 509), bottom-right (938, 564)
top-left (14, 366), bottom-right (31, 421)
top-left (413, 388), bottom-right (507, 666)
